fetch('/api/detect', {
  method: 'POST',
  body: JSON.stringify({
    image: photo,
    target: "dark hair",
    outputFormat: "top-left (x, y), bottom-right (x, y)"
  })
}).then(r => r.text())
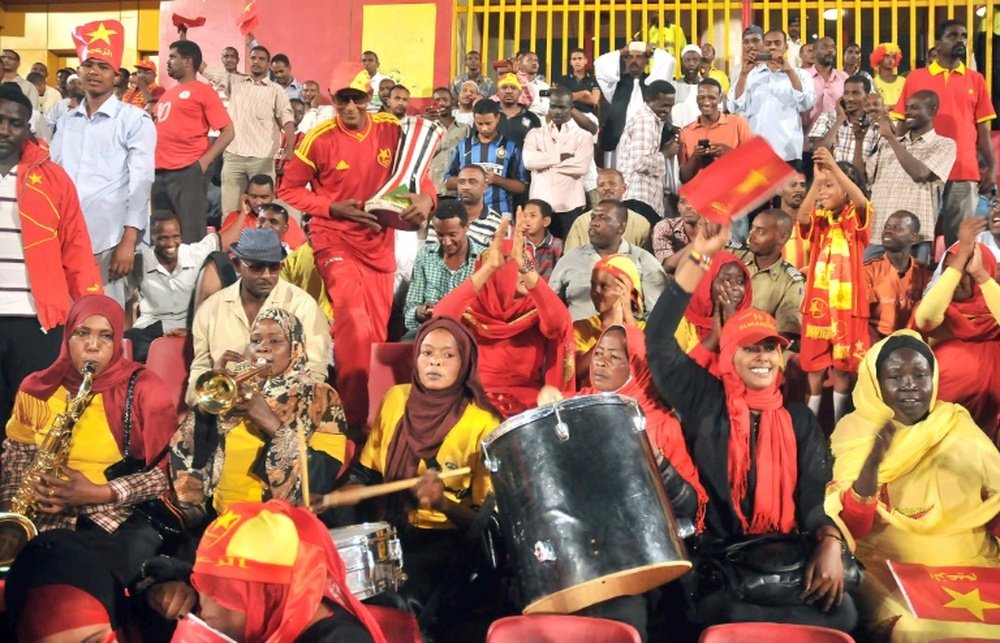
top-left (888, 209), bottom-right (921, 233)
top-left (697, 78), bottom-right (723, 93)
top-left (836, 161), bottom-right (869, 197)
top-left (845, 74), bottom-right (872, 94)
top-left (0, 83), bottom-right (32, 119)
top-left (568, 47), bottom-right (587, 57)
top-left (259, 203), bottom-right (289, 223)
top-left (249, 45), bottom-right (271, 61)
top-left (362, 50), bottom-right (379, 60)
top-left (763, 29), bottom-right (787, 43)
top-left (759, 207), bottom-right (794, 231)
top-left (26, 72), bottom-right (44, 85)
top-left (936, 19), bottom-right (965, 41)
top-left (875, 334), bottom-right (935, 382)
top-left (911, 89), bottom-right (940, 112)
top-left (473, 99), bottom-right (500, 115)
top-left (2, 50), bottom-right (20, 62)
top-left (845, 42), bottom-right (862, 53)
top-left (524, 199), bottom-right (553, 219)
top-left (247, 174), bottom-right (275, 191)
top-left (549, 86), bottom-right (573, 102)
top-left (289, 98), bottom-right (305, 107)
top-left (170, 40), bottom-right (203, 71)
top-left (466, 50), bottom-right (481, 57)
top-left (596, 198), bottom-right (628, 223)
top-left (459, 164), bottom-right (487, 178)
top-left (432, 86), bottom-right (454, 98)
top-left (432, 197), bottom-right (469, 225)
top-left (271, 53), bottom-right (291, 67)
top-left (222, 46), bottom-right (239, 56)
top-left (643, 80), bottom-right (675, 101)
top-left (151, 210), bottom-right (180, 228)
top-left (389, 84), bottom-right (410, 96)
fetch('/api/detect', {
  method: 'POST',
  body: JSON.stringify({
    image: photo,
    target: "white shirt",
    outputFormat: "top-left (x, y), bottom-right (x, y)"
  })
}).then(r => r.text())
top-left (297, 104), bottom-right (335, 134)
top-left (0, 168), bottom-right (34, 316)
top-left (727, 64), bottom-right (815, 161)
top-left (132, 234), bottom-right (220, 331)
top-left (594, 49), bottom-right (676, 124)
top-left (368, 72), bottom-right (390, 112)
top-left (454, 110), bottom-right (474, 127)
top-left (522, 120), bottom-right (593, 211)
top-left (671, 81), bottom-right (700, 128)
top-left (526, 76), bottom-right (551, 117)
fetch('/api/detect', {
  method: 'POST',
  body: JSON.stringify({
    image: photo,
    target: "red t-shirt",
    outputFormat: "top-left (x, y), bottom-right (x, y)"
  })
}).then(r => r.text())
top-left (154, 80), bottom-right (232, 170)
top-left (278, 113), bottom-right (417, 273)
top-left (891, 62), bottom-right (996, 181)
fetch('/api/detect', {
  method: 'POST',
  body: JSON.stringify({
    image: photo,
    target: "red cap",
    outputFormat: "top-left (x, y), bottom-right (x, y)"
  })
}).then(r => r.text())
top-left (71, 20), bottom-right (125, 70)
top-left (328, 62), bottom-right (371, 94)
top-left (135, 60), bottom-right (156, 73)
top-left (720, 308), bottom-right (790, 353)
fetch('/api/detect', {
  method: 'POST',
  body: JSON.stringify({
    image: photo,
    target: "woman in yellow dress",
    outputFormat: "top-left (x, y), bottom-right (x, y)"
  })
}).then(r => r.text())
top-left (826, 330), bottom-right (1000, 641)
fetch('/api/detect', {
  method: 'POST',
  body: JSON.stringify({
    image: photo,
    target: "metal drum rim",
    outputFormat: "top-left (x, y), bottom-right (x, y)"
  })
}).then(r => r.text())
top-left (481, 392), bottom-right (631, 450)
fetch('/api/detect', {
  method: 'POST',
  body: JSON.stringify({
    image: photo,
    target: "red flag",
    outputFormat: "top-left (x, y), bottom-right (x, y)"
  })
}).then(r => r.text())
top-left (236, 0), bottom-right (259, 36)
top-left (889, 561), bottom-right (1000, 625)
top-left (678, 136), bottom-right (795, 225)
top-left (171, 614), bottom-right (237, 642)
top-left (172, 14), bottom-right (206, 30)
top-left (71, 20), bottom-right (125, 70)
top-left (741, 0), bottom-right (753, 29)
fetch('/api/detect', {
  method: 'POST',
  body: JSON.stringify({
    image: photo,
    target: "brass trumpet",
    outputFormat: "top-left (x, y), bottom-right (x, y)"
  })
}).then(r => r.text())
top-left (195, 358), bottom-right (270, 415)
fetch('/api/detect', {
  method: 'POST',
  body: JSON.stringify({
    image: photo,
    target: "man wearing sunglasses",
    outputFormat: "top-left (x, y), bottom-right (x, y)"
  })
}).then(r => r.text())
top-left (278, 62), bottom-right (435, 433)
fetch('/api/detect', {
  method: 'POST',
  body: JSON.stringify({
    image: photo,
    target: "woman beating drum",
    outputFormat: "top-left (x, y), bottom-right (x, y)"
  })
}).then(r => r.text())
top-left (644, 221), bottom-right (859, 632)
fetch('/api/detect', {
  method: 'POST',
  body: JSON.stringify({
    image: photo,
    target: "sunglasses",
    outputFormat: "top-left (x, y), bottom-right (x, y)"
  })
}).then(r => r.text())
top-left (241, 260), bottom-right (281, 274)
top-left (332, 91), bottom-right (369, 107)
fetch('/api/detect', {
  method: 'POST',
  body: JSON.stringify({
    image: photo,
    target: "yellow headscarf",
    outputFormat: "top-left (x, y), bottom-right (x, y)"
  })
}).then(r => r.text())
top-left (825, 330), bottom-right (1000, 551)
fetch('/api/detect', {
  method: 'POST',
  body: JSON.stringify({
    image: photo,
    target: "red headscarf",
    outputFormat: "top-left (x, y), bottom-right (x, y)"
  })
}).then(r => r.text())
top-left (464, 241), bottom-right (575, 392)
top-left (684, 251), bottom-right (753, 341)
top-left (718, 309), bottom-right (798, 535)
top-left (942, 242), bottom-right (1000, 342)
top-left (18, 294), bottom-right (173, 466)
top-left (581, 324), bottom-right (708, 531)
top-left (384, 317), bottom-right (495, 483)
top-left (189, 500), bottom-right (386, 643)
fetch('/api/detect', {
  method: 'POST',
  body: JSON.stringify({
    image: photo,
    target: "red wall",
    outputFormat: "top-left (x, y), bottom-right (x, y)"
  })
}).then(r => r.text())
top-left (159, 0), bottom-right (451, 107)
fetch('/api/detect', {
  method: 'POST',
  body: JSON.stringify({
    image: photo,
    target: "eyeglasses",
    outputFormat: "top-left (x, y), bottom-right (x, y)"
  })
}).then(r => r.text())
top-left (332, 91), bottom-right (369, 107)
top-left (241, 260), bottom-right (281, 274)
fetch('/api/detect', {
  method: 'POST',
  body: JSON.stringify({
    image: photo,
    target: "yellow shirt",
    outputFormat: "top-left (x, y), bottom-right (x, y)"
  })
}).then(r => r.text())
top-left (873, 74), bottom-right (907, 110)
top-left (573, 315), bottom-right (646, 355)
top-left (280, 244), bottom-right (333, 321)
top-left (361, 384), bottom-right (500, 530)
top-left (7, 388), bottom-right (122, 485)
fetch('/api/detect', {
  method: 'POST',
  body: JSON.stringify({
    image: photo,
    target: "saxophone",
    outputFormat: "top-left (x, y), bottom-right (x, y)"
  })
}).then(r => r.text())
top-left (0, 361), bottom-right (96, 572)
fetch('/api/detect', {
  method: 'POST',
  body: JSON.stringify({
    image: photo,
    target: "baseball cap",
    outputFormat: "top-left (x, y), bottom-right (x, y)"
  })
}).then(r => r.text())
top-left (720, 308), bottom-right (789, 352)
top-left (135, 60), bottom-right (156, 73)
top-left (497, 72), bottom-right (521, 89)
top-left (328, 61), bottom-right (371, 94)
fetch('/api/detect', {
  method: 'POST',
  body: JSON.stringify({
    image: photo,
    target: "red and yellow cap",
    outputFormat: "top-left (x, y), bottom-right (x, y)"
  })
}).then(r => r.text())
top-left (329, 62), bottom-right (371, 94)
top-left (71, 20), bottom-right (125, 70)
top-left (192, 502), bottom-right (300, 584)
top-left (720, 308), bottom-right (789, 352)
top-left (497, 72), bottom-right (522, 89)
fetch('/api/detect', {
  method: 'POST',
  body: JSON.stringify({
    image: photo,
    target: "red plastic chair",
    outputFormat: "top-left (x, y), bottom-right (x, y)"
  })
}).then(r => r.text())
top-left (699, 622), bottom-right (855, 642)
top-left (145, 335), bottom-right (194, 415)
top-left (365, 605), bottom-right (421, 643)
top-left (366, 342), bottom-right (414, 429)
top-left (487, 615), bottom-right (643, 643)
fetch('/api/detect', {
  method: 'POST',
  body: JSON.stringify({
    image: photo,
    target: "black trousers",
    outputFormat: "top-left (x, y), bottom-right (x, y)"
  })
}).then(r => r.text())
top-left (124, 321), bottom-right (164, 364)
top-left (0, 316), bottom-right (62, 441)
top-left (623, 198), bottom-right (661, 229)
top-left (548, 206), bottom-right (588, 241)
top-left (152, 162), bottom-right (209, 243)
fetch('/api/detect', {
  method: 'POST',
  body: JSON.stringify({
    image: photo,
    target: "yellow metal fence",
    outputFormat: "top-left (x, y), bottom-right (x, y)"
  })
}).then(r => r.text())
top-left (452, 0), bottom-right (996, 93)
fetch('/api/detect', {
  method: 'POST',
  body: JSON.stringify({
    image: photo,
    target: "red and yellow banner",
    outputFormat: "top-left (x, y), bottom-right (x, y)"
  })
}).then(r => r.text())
top-left (889, 561), bottom-right (1000, 625)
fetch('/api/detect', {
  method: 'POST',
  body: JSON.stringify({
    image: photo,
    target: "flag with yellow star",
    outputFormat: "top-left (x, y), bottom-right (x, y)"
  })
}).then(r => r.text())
top-left (678, 136), bottom-right (795, 225)
top-left (237, 0), bottom-right (260, 36)
top-left (890, 561), bottom-right (1000, 625)
top-left (70, 20), bottom-right (124, 70)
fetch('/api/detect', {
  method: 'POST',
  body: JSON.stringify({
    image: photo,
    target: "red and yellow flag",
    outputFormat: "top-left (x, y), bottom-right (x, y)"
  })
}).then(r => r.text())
top-left (678, 136), bottom-right (795, 225)
top-left (70, 20), bottom-right (125, 70)
top-left (236, 0), bottom-right (259, 36)
top-left (889, 561), bottom-right (1000, 625)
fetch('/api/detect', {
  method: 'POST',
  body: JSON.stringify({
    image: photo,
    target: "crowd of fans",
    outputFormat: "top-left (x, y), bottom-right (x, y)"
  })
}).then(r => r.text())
top-left (0, 11), bottom-right (997, 643)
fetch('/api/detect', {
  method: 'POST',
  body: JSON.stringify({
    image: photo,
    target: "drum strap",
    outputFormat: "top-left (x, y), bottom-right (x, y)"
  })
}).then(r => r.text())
top-left (417, 492), bottom-right (497, 629)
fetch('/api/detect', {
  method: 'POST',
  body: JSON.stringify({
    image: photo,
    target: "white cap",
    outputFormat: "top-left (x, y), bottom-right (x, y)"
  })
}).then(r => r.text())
top-left (67, 74), bottom-right (79, 82)
top-left (681, 44), bottom-right (703, 58)
top-left (627, 41), bottom-right (648, 53)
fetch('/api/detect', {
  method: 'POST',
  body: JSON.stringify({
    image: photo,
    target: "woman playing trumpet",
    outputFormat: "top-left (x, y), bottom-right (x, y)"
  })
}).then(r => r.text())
top-left (170, 308), bottom-right (348, 528)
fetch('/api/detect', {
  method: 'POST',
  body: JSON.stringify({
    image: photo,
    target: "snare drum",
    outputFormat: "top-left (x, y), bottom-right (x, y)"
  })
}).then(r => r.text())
top-left (329, 522), bottom-right (405, 600)
top-left (482, 393), bottom-right (691, 614)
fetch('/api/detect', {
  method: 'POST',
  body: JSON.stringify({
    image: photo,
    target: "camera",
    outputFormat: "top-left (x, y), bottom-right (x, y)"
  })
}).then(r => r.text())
top-left (756, 52), bottom-right (773, 62)
top-left (539, 89), bottom-right (551, 98)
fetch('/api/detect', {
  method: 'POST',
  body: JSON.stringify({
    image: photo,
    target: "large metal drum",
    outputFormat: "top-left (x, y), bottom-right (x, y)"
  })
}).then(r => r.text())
top-left (481, 393), bottom-right (691, 614)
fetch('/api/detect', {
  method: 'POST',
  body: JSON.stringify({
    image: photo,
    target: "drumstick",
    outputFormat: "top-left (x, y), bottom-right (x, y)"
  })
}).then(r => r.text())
top-left (297, 425), bottom-right (311, 511)
top-left (314, 467), bottom-right (471, 510)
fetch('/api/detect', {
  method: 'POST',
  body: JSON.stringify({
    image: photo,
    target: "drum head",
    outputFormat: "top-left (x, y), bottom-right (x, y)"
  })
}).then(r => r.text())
top-left (524, 560), bottom-right (692, 614)
top-left (329, 522), bottom-right (392, 545)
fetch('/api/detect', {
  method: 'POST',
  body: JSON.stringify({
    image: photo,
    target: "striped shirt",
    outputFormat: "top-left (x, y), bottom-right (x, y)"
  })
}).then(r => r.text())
top-left (0, 168), bottom-right (34, 316)
top-left (446, 134), bottom-right (527, 216)
top-left (807, 112), bottom-right (881, 165)
top-left (617, 103), bottom-right (666, 218)
top-left (201, 67), bottom-right (295, 158)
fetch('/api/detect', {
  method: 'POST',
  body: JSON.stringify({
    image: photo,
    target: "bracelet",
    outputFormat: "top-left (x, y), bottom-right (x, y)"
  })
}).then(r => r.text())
top-left (688, 248), bottom-right (712, 271)
top-left (849, 486), bottom-right (878, 505)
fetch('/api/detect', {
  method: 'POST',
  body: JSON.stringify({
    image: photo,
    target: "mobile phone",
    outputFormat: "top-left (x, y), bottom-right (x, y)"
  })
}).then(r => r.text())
top-left (539, 89), bottom-right (551, 98)
top-left (698, 139), bottom-right (711, 149)
top-left (756, 52), bottom-right (773, 62)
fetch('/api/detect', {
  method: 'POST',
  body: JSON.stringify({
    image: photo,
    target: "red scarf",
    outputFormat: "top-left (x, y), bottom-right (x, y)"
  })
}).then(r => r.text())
top-left (942, 243), bottom-right (1000, 342)
top-left (684, 252), bottom-right (753, 340)
top-left (718, 339), bottom-right (798, 535)
top-left (582, 325), bottom-right (708, 531)
top-left (384, 317), bottom-right (494, 482)
top-left (190, 500), bottom-right (386, 643)
top-left (18, 294), bottom-right (173, 466)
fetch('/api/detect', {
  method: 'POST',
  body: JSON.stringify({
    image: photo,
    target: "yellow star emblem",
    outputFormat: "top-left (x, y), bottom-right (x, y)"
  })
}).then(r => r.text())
top-left (85, 22), bottom-right (118, 46)
top-left (242, 1), bottom-right (256, 13)
top-left (335, 160), bottom-right (350, 170)
top-left (735, 169), bottom-right (769, 195)
top-left (28, 173), bottom-right (42, 185)
top-left (942, 587), bottom-right (1000, 621)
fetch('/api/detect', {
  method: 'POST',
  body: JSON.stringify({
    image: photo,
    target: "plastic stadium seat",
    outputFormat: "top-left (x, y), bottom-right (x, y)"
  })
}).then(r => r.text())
top-left (367, 342), bottom-right (414, 429)
top-left (487, 615), bottom-right (643, 643)
top-left (699, 622), bottom-right (855, 642)
top-left (145, 335), bottom-right (194, 414)
top-left (366, 605), bottom-right (421, 643)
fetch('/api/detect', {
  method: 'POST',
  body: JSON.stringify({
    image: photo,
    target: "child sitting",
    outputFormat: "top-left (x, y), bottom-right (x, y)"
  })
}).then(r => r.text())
top-left (518, 199), bottom-right (563, 280)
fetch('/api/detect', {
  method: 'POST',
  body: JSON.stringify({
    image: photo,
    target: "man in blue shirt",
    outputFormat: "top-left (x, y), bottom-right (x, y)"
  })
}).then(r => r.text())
top-left (52, 19), bottom-right (155, 306)
top-left (444, 98), bottom-right (527, 216)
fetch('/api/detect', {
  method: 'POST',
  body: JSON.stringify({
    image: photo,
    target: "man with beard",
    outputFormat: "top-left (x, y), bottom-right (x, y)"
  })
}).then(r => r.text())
top-left (518, 51), bottom-right (550, 117)
top-left (802, 37), bottom-right (849, 168)
top-left (428, 87), bottom-right (470, 195)
top-left (594, 41), bottom-right (675, 155)
top-left (152, 39), bottom-right (234, 242)
top-left (494, 73), bottom-right (541, 146)
top-left (385, 84), bottom-right (415, 128)
top-left (891, 19), bottom-right (996, 247)
top-left (454, 79), bottom-right (479, 126)
top-left (779, 171), bottom-right (812, 271)
top-left (435, 165), bottom-right (505, 247)
top-left (808, 75), bottom-right (880, 167)
top-left (863, 210), bottom-right (932, 340)
top-left (671, 45), bottom-right (704, 128)
top-left (564, 168), bottom-right (651, 251)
